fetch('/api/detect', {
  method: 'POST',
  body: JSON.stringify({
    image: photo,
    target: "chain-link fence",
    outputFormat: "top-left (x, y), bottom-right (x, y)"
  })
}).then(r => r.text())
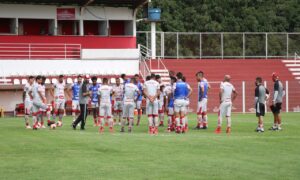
top-left (137, 32), bottom-right (300, 59)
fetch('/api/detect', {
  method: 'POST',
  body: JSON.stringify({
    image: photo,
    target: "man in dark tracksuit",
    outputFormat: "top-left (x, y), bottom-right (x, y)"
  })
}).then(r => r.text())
top-left (72, 75), bottom-right (90, 130)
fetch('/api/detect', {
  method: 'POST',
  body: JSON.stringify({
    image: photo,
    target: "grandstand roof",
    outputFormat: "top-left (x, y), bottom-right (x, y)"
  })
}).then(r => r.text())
top-left (0, 0), bottom-right (148, 8)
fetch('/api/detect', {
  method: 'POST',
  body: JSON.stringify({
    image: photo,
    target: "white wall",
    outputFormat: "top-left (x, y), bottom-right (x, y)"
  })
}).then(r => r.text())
top-left (82, 49), bottom-right (140, 59)
top-left (0, 4), bottom-right (133, 20)
top-left (0, 59), bottom-right (139, 77)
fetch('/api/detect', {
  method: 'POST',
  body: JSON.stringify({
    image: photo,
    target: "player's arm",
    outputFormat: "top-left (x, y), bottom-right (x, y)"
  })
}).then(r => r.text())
top-left (219, 88), bottom-right (223, 104)
top-left (82, 84), bottom-right (90, 97)
top-left (273, 82), bottom-right (279, 105)
top-left (232, 89), bottom-right (238, 102)
top-left (29, 89), bottom-right (33, 100)
top-left (254, 87), bottom-right (259, 104)
top-left (187, 85), bottom-right (193, 98)
top-left (22, 87), bottom-right (26, 102)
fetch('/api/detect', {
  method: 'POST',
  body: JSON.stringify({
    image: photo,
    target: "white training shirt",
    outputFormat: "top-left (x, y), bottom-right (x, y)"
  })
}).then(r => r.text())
top-left (98, 85), bottom-right (113, 103)
top-left (53, 82), bottom-right (65, 100)
top-left (143, 79), bottom-right (160, 98)
top-left (124, 83), bottom-right (139, 102)
top-left (113, 84), bottom-right (124, 101)
top-left (220, 81), bottom-right (235, 102)
top-left (24, 83), bottom-right (33, 101)
top-left (32, 83), bottom-right (43, 103)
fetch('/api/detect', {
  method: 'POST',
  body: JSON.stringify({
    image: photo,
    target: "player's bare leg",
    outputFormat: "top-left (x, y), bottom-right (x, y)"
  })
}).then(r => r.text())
top-left (167, 114), bottom-right (172, 132)
top-left (128, 117), bottom-right (134, 133)
top-left (92, 108), bottom-right (98, 126)
top-left (57, 109), bottom-right (64, 127)
top-left (120, 117), bottom-right (126, 132)
top-left (24, 113), bottom-right (31, 129)
top-left (159, 110), bottom-right (164, 127)
top-left (215, 111), bottom-right (222, 134)
top-left (153, 115), bottom-right (159, 135)
top-left (108, 116), bottom-right (114, 133)
top-left (226, 116), bottom-right (231, 134)
top-left (195, 111), bottom-right (202, 129)
top-left (98, 116), bottom-right (104, 133)
top-left (148, 115), bottom-right (154, 134)
top-left (202, 112), bottom-right (208, 129)
top-left (136, 109), bottom-right (141, 126)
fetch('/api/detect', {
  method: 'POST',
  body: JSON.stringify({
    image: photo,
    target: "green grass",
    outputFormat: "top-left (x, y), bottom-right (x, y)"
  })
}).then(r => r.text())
top-left (0, 113), bottom-right (300, 180)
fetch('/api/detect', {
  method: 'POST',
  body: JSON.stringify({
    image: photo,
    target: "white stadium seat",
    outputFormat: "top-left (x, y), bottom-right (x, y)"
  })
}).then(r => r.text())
top-left (45, 78), bottom-right (51, 84)
top-left (52, 78), bottom-right (58, 84)
top-left (21, 79), bottom-right (28, 85)
top-left (110, 78), bottom-right (116, 84)
top-left (13, 79), bottom-right (20, 85)
top-left (97, 78), bottom-right (102, 84)
top-left (67, 78), bottom-right (73, 84)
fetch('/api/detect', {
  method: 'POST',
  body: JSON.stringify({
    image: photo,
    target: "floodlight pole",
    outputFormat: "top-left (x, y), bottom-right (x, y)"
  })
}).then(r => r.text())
top-left (151, 21), bottom-right (156, 59)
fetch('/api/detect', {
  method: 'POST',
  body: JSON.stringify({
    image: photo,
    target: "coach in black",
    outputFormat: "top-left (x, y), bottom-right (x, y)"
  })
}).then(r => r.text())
top-left (72, 75), bottom-right (90, 130)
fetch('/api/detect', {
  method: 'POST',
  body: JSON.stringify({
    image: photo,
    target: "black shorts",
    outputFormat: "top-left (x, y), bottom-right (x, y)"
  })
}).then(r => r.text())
top-left (270, 103), bottom-right (282, 114)
top-left (256, 103), bottom-right (265, 117)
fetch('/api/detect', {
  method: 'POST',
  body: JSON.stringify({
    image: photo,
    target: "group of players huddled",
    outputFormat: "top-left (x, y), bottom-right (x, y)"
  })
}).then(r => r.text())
top-left (22, 70), bottom-right (284, 134)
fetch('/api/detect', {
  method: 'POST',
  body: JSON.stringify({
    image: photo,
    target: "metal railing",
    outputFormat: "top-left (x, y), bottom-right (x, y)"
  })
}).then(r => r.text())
top-left (138, 44), bottom-right (151, 80)
top-left (137, 31), bottom-right (300, 59)
top-left (0, 43), bottom-right (81, 60)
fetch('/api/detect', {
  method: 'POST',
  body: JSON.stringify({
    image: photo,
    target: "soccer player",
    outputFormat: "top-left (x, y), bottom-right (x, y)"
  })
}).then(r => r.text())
top-left (69, 75), bottom-right (82, 122)
top-left (121, 73), bottom-right (130, 85)
top-left (215, 75), bottom-right (237, 134)
top-left (30, 76), bottom-right (51, 130)
top-left (269, 72), bottom-right (285, 131)
top-left (98, 78), bottom-right (114, 133)
top-left (143, 74), bottom-right (160, 135)
top-left (165, 76), bottom-right (176, 132)
top-left (254, 77), bottom-right (269, 132)
top-left (23, 76), bottom-right (34, 129)
top-left (113, 77), bottom-right (124, 125)
top-left (121, 78), bottom-right (139, 133)
top-left (195, 71), bottom-right (210, 129)
top-left (72, 75), bottom-right (90, 130)
top-left (134, 74), bottom-right (143, 126)
top-left (38, 76), bottom-right (51, 128)
top-left (89, 76), bottom-right (100, 126)
top-left (52, 75), bottom-right (66, 127)
top-left (173, 72), bottom-right (192, 133)
top-left (155, 75), bottom-right (165, 127)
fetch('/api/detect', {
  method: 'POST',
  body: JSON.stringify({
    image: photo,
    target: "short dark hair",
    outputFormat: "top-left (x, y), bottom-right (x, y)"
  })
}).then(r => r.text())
top-left (256, 77), bottom-right (262, 83)
top-left (103, 77), bottom-right (108, 84)
top-left (29, 76), bottom-right (34, 80)
top-left (77, 75), bottom-right (82, 78)
top-left (155, 74), bottom-right (161, 80)
top-left (59, 75), bottom-right (64, 78)
top-left (121, 74), bottom-right (126, 79)
top-left (134, 74), bottom-right (139, 77)
top-left (91, 76), bottom-right (97, 81)
top-left (146, 76), bottom-right (151, 81)
top-left (196, 71), bottom-right (204, 76)
top-left (176, 72), bottom-right (183, 80)
top-left (42, 76), bottom-right (46, 81)
top-left (36, 75), bottom-right (42, 80)
top-left (170, 76), bottom-right (177, 83)
top-left (150, 74), bottom-right (156, 79)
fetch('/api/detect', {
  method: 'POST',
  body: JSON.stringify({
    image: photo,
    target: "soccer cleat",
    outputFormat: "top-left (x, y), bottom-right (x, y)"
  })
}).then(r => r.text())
top-left (201, 126), bottom-right (208, 130)
top-left (71, 124), bottom-right (76, 130)
top-left (128, 127), bottom-right (132, 133)
top-left (215, 127), bottom-right (221, 134)
top-left (193, 126), bottom-right (200, 130)
top-left (226, 127), bottom-right (231, 134)
top-left (176, 126), bottom-right (181, 134)
top-left (32, 125), bottom-right (38, 130)
top-left (25, 125), bottom-right (32, 129)
top-left (277, 126), bottom-right (282, 131)
top-left (153, 127), bottom-right (158, 135)
top-left (166, 127), bottom-right (171, 133)
top-left (99, 126), bottom-right (104, 133)
top-left (120, 127), bottom-right (125, 133)
top-left (56, 121), bottom-right (63, 127)
top-left (269, 126), bottom-right (278, 131)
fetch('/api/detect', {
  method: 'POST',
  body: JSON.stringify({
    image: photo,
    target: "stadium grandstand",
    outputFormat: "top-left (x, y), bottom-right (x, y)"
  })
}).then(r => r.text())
top-left (0, 0), bottom-right (299, 116)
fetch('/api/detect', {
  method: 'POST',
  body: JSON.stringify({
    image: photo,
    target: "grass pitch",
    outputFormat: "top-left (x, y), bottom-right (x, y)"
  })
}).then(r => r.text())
top-left (0, 113), bottom-right (299, 180)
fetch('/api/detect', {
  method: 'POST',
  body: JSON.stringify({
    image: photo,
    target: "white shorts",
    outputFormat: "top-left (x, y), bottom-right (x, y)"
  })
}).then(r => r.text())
top-left (72, 100), bottom-right (80, 111)
top-left (136, 100), bottom-right (142, 110)
top-left (146, 99), bottom-right (158, 115)
top-left (24, 100), bottom-right (33, 115)
top-left (91, 102), bottom-right (99, 108)
top-left (219, 101), bottom-right (232, 117)
top-left (197, 98), bottom-right (208, 114)
top-left (168, 107), bottom-right (174, 116)
top-left (54, 99), bottom-right (65, 110)
top-left (99, 102), bottom-right (112, 118)
top-left (114, 100), bottom-right (123, 111)
top-left (123, 101), bottom-right (136, 118)
top-left (174, 99), bottom-right (187, 113)
top-left (32, 101), bottom-right (48, 114)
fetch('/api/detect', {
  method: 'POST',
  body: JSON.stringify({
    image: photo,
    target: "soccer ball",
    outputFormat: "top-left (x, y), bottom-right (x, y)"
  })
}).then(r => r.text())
top-left (50, 123), bottom-right (56, 130)
top-left (56, 121), bottom-right (63, 127)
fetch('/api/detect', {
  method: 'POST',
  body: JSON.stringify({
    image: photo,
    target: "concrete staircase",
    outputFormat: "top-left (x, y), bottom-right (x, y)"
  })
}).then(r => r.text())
top-left (282, 53), bottom-right (300, 83)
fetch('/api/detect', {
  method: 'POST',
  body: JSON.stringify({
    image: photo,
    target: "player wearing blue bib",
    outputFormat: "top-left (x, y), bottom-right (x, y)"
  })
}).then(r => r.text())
top-left (173, 72), bottom-right (192, 133)
top-left (195, 71), bottom-right (210, 130)
top-left (89, 76), bottom-right (100, 126)
top-left (69, 75), bottom-right (82, 122)
top-left (134, 74), bottom-right (143, 126)
top-left (166, 76), bottom-right (176, 132)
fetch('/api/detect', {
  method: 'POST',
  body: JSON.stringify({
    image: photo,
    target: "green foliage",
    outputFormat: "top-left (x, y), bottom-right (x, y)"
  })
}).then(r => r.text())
top-left (136, 0), bottom-right (300, 58)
